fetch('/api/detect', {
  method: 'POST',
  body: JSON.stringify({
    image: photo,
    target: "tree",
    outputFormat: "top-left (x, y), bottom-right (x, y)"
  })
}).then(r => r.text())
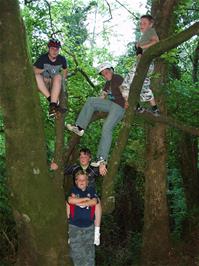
top-left (0, 1), bottom-right (72, 265)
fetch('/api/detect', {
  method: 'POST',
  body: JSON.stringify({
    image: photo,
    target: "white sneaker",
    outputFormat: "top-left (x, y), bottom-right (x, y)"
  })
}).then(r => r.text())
top-left (94, 232), bottom-right (100, 246)
top-left (91, 157), bottom-right (107, 167)
top-left (66, 124), bottom-right (84, 136)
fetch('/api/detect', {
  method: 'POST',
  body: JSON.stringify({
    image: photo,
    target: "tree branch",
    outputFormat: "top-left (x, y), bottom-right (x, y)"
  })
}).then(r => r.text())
top-left (115, 0), bottom-right (139, 20)
top-left (103, 0), bottom-right (113, 23)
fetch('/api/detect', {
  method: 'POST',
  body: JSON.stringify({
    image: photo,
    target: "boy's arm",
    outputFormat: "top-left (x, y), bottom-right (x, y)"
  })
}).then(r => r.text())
top-left (62, 68), bottom-right (68, 80)
top-left (139, 35), bottom-right (159, 50)
top-left (81, 198), bottom-right (97, 207)
top-left (33, 66), bottom-right (44, 75)
top-left (68, 196), bottom-right (91, 205)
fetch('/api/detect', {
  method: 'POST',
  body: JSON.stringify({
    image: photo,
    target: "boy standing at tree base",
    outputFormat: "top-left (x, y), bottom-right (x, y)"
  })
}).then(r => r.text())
top-left (67, 171), bottom-right (98, 266)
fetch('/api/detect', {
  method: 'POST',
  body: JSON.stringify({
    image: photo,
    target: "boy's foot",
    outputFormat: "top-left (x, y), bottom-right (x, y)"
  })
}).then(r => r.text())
top-left (49, 103), bottom-right (57, 118)
top-left (56, 105), bottom-right (67, 114)
top-left (136, 106), bottom-right (145, 113)
top-left (151, 108), bottom-right (160, 117)
top-left (91, 157), bottom-right (107, 167)
top-left (66, 124), bottom-right (84, 136)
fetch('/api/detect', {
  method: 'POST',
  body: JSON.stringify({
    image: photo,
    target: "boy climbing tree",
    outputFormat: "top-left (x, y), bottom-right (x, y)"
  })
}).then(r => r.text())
top-left (120, 14), bottom-right (160, 116)
top-left (66, 62), bottom-right (128, 166)
top-left (33, 38), bottom-right (68, 118)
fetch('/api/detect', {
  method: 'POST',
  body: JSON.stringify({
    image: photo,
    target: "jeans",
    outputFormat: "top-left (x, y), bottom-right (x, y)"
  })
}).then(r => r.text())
top-left (69, 224), bottom-right (95, 266)
top-left (76, 97), bottom-right (125, 160)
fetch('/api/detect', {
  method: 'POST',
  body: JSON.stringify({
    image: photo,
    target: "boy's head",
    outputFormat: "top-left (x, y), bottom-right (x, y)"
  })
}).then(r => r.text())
top-left (140, 15), bottom-right (154, 33)
top-left (97, 62), bottom-right (114, 81)
top-left (79, 148), bottom-right (91, 166)
top-left (47, 38), bottom-right (61, 59)
top-left (75, 170), bottom-right (89, 190)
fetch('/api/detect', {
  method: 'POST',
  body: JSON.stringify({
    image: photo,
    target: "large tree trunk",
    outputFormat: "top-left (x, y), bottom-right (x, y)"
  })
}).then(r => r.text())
top-left (0, 1), bottom-right (72, 265)
top-left (141, 61), bottom-right (170, 265)
top-left (141, 1), bottom-right (179, 264)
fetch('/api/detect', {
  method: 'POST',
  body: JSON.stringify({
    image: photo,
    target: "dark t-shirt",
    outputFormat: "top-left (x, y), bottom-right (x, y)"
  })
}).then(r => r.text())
top-left (103, 74), bottom-right (125, 108)
top-left (64, 164), bottom-right (99, 189)
top-left (34, 53), bottom-right (67, 78)
top-left (68, 186), bottom-right (97, 227)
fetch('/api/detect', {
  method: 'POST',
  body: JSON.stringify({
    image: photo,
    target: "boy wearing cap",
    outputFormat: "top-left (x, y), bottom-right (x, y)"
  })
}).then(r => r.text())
top-left (66, 62), bottom-right (127, 166)
top-left (33, 38), bottom-right (68, 117)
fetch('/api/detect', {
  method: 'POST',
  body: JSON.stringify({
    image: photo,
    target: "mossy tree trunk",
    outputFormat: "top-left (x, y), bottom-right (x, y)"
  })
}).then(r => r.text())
top-left (0, 1), bottom-right (72, 265)
top-left (141, 1), bottom-right (179, 265)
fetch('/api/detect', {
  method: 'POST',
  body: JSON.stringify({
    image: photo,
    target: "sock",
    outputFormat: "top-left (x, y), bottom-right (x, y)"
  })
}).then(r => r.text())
top-left (152, 105), bottom-right (158, 111)
top-left (95, 226), bottom-right (100, 234)
top-left (49, 102), bottom-right (57, 107)
top-left (47, 96), bottom-right (51, 102)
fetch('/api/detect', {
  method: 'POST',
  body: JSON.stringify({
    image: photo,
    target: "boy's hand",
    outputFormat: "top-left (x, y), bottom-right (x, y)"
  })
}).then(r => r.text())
top-left (50, 161), bottom-right (58, 171)
top-left (124, 101), bottom-right (129, 109)
top-left (99, 163), bottom-right (107, 176)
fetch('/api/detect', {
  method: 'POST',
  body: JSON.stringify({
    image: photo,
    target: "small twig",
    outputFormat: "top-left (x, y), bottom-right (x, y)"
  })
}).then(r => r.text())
top-left (115, 0), bottom-right (139, 20)
top-left (103, 0), bottom-right (113, 23)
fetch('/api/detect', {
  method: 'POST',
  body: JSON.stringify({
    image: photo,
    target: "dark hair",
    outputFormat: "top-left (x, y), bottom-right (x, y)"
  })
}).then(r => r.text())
top-left (140, 14), bottom-right (154, 23)
top-left (79, 148), bottom-right (91, 157)
top-left (75, 170), bottom-right (88, 180)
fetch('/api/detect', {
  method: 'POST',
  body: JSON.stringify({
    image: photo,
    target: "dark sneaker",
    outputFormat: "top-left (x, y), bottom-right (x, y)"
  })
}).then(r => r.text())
top-left (136, 106), bottom-right (145, 113)
top-left (66, 124), bottom-right (84, 136)
top-left (91, 157), bottom-right (107, 167)
top-left (151, 108), bottom-right (160, 117)
top-left (56, 105), bottom-right (67, 114)
top-left (49, 103), bottom-right (57, 118)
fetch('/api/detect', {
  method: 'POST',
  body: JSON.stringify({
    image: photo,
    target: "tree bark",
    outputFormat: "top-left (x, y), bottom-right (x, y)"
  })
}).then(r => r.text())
top-left (141, 1), bottom-right (179, 264)
top-left (0, 1), bottom-right (72, 265)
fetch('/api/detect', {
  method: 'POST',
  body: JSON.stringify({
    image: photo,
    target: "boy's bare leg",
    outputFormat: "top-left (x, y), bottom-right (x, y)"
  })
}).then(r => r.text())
top-left (95, 202), bottom-right (102, 227)
top-left (149, 98), bottom-right (156, 106)
top-left (94, 201), bottom-right (102, 246)
top-left (35, 74), bottom-right (50, 98)
top-left (66, 202), bottom-right (70, 219)
top-left (51, 74), bottom-right (62, 103)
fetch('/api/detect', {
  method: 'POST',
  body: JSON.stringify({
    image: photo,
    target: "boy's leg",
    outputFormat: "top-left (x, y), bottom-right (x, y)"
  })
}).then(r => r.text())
top-left (96, 102), bottom-right (125, 161)
top-left (66, 203), bottom-right (70, 219)
top-left (76, 97), bottom-right (111, 130)
top-left (69, 224), bottom-right (84, 266)
top-left (35, 74), bottom-right (50, 98)
top-left (83, 225), bottom-right (95, 266)
top-left (119, 63), bottom-right (137, 98)
top-left (51, 74), bottom-right (62, 103)
top-left (94, 202), bottom-right (102, 246)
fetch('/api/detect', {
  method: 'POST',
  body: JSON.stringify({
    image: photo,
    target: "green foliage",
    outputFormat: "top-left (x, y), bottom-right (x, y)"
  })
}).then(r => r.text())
top-left (167, 169), bottom-right (187, 240)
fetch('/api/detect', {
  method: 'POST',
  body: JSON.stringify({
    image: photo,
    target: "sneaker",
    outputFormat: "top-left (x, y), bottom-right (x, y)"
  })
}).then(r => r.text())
top-left (49, 103), bottom-right (57, 118)
top-left (91, 157), bottom-right (107, 167)
top-left (66, 124), bottom-right (84, 136)
top-left (151, 108), bottom-right (160, 117)
top-left (94, 232), bottom-right (100, 246)
top-left (136, 106), bottom-right (145, 113)
top-left (56, 105), bottom-right (67, 114)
